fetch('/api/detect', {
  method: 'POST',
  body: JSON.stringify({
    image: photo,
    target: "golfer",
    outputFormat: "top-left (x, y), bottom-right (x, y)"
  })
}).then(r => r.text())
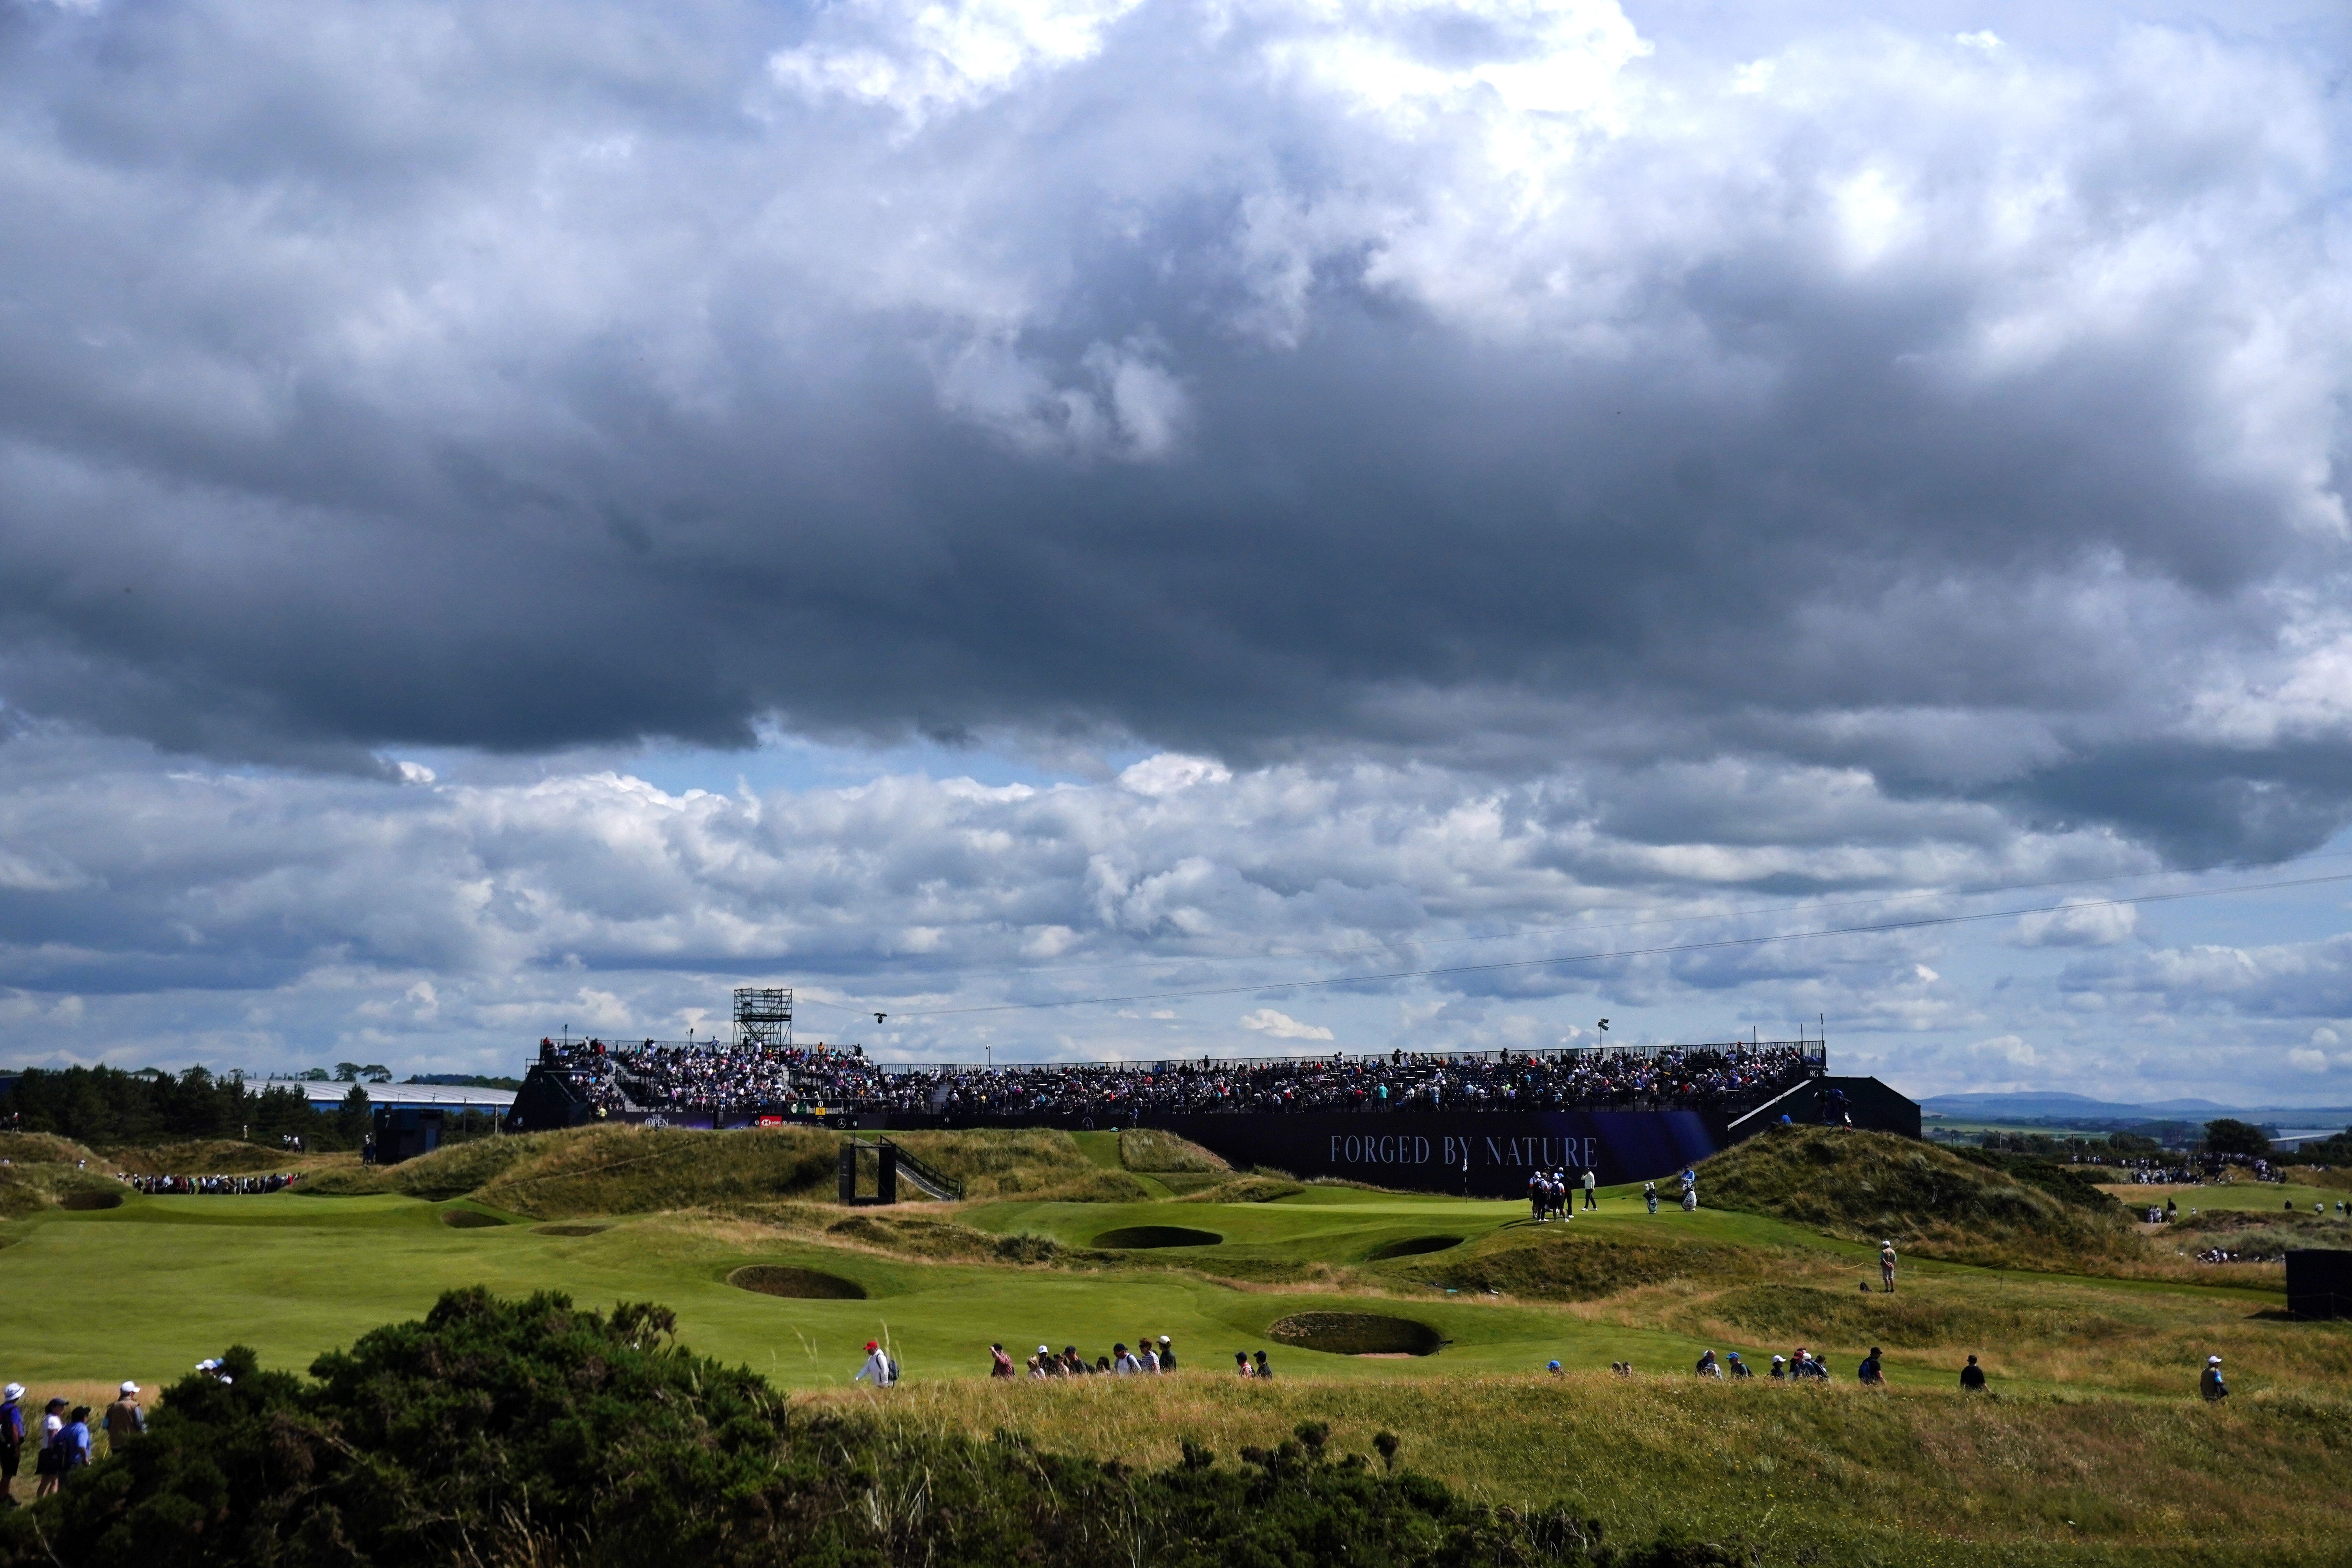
top-left (1583, 1169), bottom-right (1598, 1210)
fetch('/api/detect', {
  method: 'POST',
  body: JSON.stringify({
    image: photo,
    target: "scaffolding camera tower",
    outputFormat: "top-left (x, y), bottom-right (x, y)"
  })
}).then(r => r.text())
top-left (732, 987), bottom-right (793, 1051)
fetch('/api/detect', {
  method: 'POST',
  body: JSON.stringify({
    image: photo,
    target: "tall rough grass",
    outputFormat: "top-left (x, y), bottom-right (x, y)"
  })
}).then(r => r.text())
top-left (1700, 1125), bottom-right (2144, 1272)
top-left (815, 1372), bottom-right (2352, 1565)
top-left (1118, 1128), bottom-right (1228, 1173)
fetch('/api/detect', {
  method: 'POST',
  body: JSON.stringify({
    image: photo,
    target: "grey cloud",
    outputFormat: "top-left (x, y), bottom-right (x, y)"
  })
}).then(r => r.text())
top-left (0, 0), bottom-right (2346, 864)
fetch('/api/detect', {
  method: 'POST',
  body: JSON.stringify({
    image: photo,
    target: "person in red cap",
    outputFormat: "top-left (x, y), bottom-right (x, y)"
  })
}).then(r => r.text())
top-left (855, 1340), bottom-right (896, 1387)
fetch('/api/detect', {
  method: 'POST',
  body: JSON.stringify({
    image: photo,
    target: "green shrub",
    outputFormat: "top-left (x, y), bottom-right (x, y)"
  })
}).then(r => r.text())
top-left (0, 1288), bottom-right (1695, 1567)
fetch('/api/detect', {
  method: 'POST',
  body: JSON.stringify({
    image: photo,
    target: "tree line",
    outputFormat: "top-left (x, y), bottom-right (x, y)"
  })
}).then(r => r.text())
top-left (0, 1065), bottom-right (370, 1150)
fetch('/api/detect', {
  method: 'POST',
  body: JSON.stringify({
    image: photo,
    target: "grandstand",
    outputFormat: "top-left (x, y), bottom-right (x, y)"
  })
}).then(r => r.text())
top-left (506, 990), bottom-right (1918, 1192)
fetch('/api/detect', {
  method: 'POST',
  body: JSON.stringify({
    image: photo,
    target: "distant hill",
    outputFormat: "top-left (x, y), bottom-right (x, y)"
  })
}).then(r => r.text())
top-left (1922, 1091), bottom-right (2352, 1126)
top-left (1921, 1091), bottom-right (2208, 1119)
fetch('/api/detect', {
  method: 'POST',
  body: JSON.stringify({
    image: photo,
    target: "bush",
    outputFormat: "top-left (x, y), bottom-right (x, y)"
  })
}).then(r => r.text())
top-left (0, 1289), bottom-right (1697, 1567)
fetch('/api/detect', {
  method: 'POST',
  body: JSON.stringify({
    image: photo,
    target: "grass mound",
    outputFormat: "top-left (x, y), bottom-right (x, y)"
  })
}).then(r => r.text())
top-left (0, 1165), bottom-right (131, 1218)
top-left (1118, 1127), bottom-right (1229, 1173)
top-left (1699, 1125), bottom-right (2140, 1271)
top-left (0, 1132), bottom-right (99, 1167)
top-left (101, 1140), bottom-right (299, 1175)
top-left (728, 1264), bottom-right (868, 1299)
top-left (1092, 1225), bottom-right (1222, 1250)
top-left (1177, 1176), bottom-right (1306, 1204)
top-left (388, 1134), bottom-right (557, 1200)
top-left (292, 1166), bottom-right (392, 1196)
top-left (1389, 1227), bottom-right (1789, 1301)
top-left (886, 1129), bottom-right (1151, 1201)
top-left (471, 1125), bottom-right (842, 1218)
top-left (1266, 1311), bottom-right (1444, 1356)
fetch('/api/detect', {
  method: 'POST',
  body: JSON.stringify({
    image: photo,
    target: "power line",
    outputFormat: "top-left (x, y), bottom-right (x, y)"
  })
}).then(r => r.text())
top-left (869, 867), bottom-right (2352, 1020)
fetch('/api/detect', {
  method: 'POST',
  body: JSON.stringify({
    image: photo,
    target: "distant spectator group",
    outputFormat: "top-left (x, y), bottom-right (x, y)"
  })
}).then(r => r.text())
top-left (538, 1037), bottom-right (1818, 1120)
top-left (118, 1173), bottom-right (293, 1195)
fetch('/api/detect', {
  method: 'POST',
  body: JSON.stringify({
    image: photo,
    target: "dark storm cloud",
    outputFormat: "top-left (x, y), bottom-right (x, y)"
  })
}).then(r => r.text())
top-left (0, 0), bottom-right (2345, 858)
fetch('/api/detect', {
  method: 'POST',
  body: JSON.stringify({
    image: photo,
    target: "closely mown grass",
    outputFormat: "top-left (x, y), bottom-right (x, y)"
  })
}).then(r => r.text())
top-left (818, 1372), bottom-right (2352, 1565)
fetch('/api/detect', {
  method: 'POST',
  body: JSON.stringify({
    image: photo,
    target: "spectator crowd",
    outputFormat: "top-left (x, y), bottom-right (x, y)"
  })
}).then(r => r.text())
top-left (536, 1038), bottom-right (1819, 1120)
top-left (118, 1172), bottom-right (295, 1195)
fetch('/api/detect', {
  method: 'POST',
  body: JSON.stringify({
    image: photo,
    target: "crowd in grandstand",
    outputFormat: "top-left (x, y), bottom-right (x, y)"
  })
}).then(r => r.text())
top-left (119, 1173), bottom-right (294, 1195)
top-left (535, 1036), bottom-right (1817, 1118)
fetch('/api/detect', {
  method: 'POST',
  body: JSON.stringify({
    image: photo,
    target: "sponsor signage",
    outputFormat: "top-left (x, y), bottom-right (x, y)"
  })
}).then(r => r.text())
top-left (1150, 1111), bottom-right (1727, 1195)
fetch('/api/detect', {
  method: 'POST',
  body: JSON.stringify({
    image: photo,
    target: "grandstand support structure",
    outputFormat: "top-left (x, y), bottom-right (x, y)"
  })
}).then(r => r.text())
top-left (733, 987), bottom-right (793, 1051)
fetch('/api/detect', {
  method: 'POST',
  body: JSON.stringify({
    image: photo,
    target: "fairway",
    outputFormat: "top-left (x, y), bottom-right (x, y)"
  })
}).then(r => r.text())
top-left (0, 1185), bottom-right (1754, 1390)
top-left (0, 1175), bottom-right (2319, 1401)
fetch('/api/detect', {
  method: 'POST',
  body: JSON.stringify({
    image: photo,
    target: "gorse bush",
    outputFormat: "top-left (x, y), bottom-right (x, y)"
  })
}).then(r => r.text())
top-left (0, 1289), bottom-right (1738, 1568)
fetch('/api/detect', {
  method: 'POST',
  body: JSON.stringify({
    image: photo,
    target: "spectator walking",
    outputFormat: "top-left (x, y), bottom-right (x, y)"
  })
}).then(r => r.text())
top-left (2200, 1355), bottom-right (2227, 1402)
top-left (1113, 1343), bottom-right (1141, 1374)
top-left (1880, 1241), bottom-right (1897, 1294)
top-left (0, 1385), bottom-right (20, 1504)
top-left (1726, 1352), bottom-right (1752, 1379)
top-left (1137, 1338), bottom-right (1159, 1372)
top-left (1695, 1349), bottom-right (1723, 1379)
top-left (990, 1343), bottom-right (1015, 1379)
top-left (102, 1383), bottom-right (143, 1450)
top-left (1157, 1336), bottom-right (1176, 1371)
top-left (1768, 1355), bottom-right (1788, 1380)
top-left (1583, 1169), bottom-right (1598, 1210)
top-left (1234, 1351), bottom-right (1253, 1377)
top-left (31, 1401), bottom-right (64, 1499)
top-left (55, 1408), bottom-right (90, 1484)
top-left (854, 1340), bottom-right (895, 1388)
top-left (1960, 1354), bottom-right (1986, 1392)
top-left (1858, 1348), bottom-right (1885, 1385)
top-left (1253, 1350), bottom-right (1272, 1379)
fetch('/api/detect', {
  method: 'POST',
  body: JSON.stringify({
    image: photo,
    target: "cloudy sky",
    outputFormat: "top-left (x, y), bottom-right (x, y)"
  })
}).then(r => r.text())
top-left (1, 0), bottom-right (2349, 1103)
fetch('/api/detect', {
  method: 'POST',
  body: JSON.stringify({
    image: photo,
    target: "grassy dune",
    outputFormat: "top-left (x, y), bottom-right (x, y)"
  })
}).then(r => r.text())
top-left (1696, 1125), bottom-right (2147, 1272)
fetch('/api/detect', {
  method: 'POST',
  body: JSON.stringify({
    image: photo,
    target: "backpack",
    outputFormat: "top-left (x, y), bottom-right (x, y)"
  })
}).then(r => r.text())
top-left (887, 1357), bottom-right (901, 1384)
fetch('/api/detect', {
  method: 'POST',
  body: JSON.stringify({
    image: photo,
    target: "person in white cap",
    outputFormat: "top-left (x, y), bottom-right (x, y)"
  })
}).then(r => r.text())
top-left (103, 1382), bottom-right (145, 1450)
top-left (2200, 1355), bottom-right (2227, 1402)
